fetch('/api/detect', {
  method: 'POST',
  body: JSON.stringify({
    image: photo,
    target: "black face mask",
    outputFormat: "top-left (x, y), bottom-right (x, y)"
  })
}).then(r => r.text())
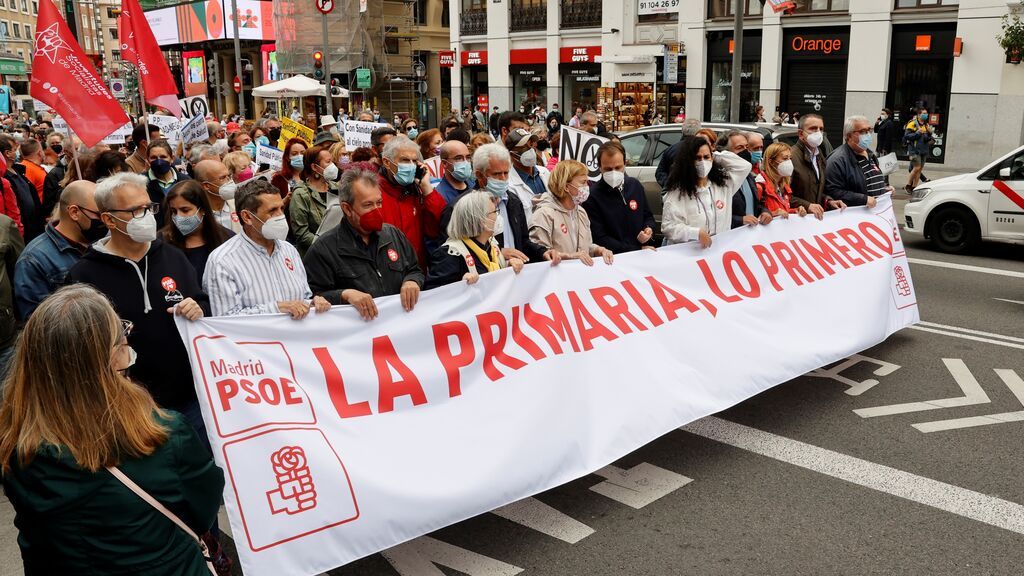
top-left (76, 211), bottom-right (109, 244)
top-left (536, 140), bottom-right (550, 152)
top-left (737, 149), bottom-right (753, 165)
top-left (51, 144), bottom-right (63, 155)
top-left (268, 127), bottom-right (281, 141)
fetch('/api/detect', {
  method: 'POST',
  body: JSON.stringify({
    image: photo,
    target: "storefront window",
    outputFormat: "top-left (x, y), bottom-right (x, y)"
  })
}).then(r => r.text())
top-left (707, 0), bottom-right (762, 18)
top-left (461, 68), bottom-right (489, 110)
top-left (615, 83), bottom-right (655, 131)
top-left (513, 68), bottom-right (547, 113)
top-left (791, 0), bottom-right (848, 12)
top-left (562, 66), bottom-right (601, 111)
top-left (709, 61), bottom-right (760, 122)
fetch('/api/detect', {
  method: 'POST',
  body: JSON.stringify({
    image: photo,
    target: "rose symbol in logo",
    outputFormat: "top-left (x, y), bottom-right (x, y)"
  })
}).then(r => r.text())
top-left (266, 446), bottom-right (317, 514)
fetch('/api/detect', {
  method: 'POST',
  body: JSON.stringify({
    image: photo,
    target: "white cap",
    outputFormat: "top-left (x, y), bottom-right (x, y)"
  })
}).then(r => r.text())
top-left (319, 115), bottom-right (338, 128)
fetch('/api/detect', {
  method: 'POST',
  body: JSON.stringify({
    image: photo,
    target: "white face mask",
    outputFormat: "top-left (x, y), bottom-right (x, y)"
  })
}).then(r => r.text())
top-left (602, 170), bottom-right (624, 189)
top-left (518, 148), bottom-right (538, 169)
top-left (806, 131), bottom-right (824, 148)
top-left (116, 213), bottom-right (158, 243)
top-left (777, 159), bottom-right (795, 177)
top-left (215, 181), bottom-right (237, 201)
top-left (322, 163), bottom-right (340, 182)
top-left (259, 214), bottom-right (289, 241)
top-left (695, 159), bottom-right (713, 179)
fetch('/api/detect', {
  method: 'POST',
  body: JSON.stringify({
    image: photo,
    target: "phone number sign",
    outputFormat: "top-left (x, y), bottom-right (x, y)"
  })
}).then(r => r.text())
top-left (638, 0), bottom-right (678, 15)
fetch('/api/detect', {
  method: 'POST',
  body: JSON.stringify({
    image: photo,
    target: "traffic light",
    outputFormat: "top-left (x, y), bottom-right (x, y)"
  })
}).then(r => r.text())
top-left (313, 51), bottom-right (324, 80)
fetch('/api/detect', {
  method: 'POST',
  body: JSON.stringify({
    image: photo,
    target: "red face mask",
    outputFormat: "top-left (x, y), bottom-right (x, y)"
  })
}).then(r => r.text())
top-left (358, 207), bottom-right (384, 233)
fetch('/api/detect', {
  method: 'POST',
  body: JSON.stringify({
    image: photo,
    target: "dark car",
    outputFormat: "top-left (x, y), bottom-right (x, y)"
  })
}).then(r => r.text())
top-left (617, 122), bottom-right (834, 231)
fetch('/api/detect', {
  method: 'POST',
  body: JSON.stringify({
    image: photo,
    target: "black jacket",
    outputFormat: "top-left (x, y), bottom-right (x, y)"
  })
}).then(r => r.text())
top-left (7, 168), bottom-right (43, 242)
top-left (441, 190), bottom-right (546, 262)
top-left (582, 175), bottom-right (656, 253)
top-left (655, 140), bottom-right (684, 190)
top-left (69, 239), bottom-right (210, 411)
top-left (425, 237), bottom-right (500, 290)
top-left (730, 173), bottom-right (767, 228)
top-left (42, 162), bottom-right (65, 220)
top-left (825, 144), bottom-right (879, 207)
top-left (873, 117), bottom-right (898, 154)
top-left (304, 221), bottom-right (423, 305)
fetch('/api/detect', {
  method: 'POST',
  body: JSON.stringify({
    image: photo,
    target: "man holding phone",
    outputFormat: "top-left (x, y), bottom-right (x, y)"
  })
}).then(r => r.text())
top-left (377, 135), bottom-right (446, 268)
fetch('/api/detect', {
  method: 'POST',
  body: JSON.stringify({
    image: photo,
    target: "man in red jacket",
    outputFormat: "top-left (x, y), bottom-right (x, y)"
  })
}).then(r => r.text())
top-left (377, 135), bottom-right (445, 268)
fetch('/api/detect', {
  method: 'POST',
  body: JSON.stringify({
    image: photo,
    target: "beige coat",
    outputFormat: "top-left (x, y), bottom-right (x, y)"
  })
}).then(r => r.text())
top-left (529, 192), bottom-right (604, 256)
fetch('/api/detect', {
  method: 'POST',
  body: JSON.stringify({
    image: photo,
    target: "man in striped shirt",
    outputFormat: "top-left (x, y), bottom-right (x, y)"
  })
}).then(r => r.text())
top-left (203, 179), bottom-right (331, 318)
top-left (825, 115), bottom-right (892, 207)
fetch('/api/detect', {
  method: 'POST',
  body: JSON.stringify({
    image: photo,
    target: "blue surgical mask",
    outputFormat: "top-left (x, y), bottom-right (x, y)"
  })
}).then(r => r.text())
top-left (919, 113), bottom-right (929, 121)
top-left (289, 155), bottom-right (304, 169)
top-left (407, 128), bottom-right (419, 139)
top-left (450, 160), bottom-right (472, 182)
top-left (858, 133), bottom-right (874, 149)
top-left (750, 151), bottom-right (763, 165)
top-left (172, 213), bottom-right (203, 236)
top-left (256, 135), bottom-right (270, 147)
top-left (485, 177), bottom-right (509, 200)
top-left (395, 162), bottom-right (417, 186)
top-left (242, 143), bottom-right (257, 159)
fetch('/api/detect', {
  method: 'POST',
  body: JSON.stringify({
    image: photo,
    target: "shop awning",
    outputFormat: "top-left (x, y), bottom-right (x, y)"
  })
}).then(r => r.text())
top-left (0, 58), bottom-right (26, 75)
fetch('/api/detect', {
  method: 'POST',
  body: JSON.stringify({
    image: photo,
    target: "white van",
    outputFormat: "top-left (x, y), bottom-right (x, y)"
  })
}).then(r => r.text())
top-left (902, 145), bottom-right (1024, 253)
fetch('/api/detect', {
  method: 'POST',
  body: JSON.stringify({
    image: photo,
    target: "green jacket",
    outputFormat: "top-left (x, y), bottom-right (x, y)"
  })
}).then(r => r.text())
top-left (3, 411), bottom-right (224, 575)
top-left (288, 180), bottom-right (335, 256)
top-left (0, 214), bottom-right (23, 349)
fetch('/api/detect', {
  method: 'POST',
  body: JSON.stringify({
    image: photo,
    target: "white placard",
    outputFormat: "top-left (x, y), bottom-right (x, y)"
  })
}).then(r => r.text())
top-left (878, 152), bottom-right (898, 176)
top-left (256, 144), bottom-right (283, 170)
top-left (342, 119), bottom-right (389, 149)
top-left (176, 196), bottom-right (917, 576)
top-left (181, 113), bottom-right (211, 145)
top-left (101, 122), bottom-right (135, 145)
top-left (179, 95), bottom-right (211, 119)
top-left (559, 125), bottom-right (609, 181)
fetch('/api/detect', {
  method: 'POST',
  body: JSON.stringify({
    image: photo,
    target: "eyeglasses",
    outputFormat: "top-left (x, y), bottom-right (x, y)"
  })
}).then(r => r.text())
top-left (107, 203), bottom-right (160, 219)
top-left (120, 319), bottom-right (134, 339)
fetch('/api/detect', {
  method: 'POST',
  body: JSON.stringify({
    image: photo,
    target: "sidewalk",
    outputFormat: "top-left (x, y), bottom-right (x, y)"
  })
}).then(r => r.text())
top-left (885, 161), bottom-right (964, 197)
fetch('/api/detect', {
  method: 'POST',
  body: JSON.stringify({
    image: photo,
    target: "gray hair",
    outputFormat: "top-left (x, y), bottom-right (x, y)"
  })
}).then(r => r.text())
top-left (94, 172), bottom-right (148, 212)
top-left (718, 129), bottom-right (747, 148)
top-left (680, 118), bottom-right (702, 137)
top-left (381, 135), bottom-right (421, 163)
top-left (189, 144), bottom-right (212, 165)
top-left (205, 120), bottom-right (222, 135)
top-left (798, 113), bottom-right (823, 131)
top-left (234, 178), bottom-right (280, 217)
top-left (744, 131), bottom-right (764, 144)
top-left (843, 115), bottom-right (869, 140)
top-left (472, 143), bottom-right (511, 174)
top-left (581, 111), bottom-right (599, 125)
top-left (337, 168), bottom-right (380, 206)
top-left (210, 140), bottom-right (229, 157)
top-left (357, 109), bottom-right (374, 121)
top-left (447, 191), bottom-right (494, 239)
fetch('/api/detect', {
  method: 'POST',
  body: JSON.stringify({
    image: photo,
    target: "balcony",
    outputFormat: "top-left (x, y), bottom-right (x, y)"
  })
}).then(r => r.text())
top-left (460, 7), bottom-right (487, 36)
top-left (510, 0), bottom-right (546, 32)
top-left (561, 0), bottom-right (601, 29)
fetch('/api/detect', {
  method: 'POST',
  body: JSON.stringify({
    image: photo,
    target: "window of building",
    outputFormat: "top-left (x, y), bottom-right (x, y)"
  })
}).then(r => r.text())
top-left (20, 0), bottom-right (26, 12)
top-left (416, 0), bottom-right (427, 25)
top-left (12, 23), bottom-right (19, 38)
top-left (24, 24), bottom-right (29, 38)
top-left (111, 49), bottom-right (120, 61)
top-left (0, 1), bottom-right (6, 9)
top-left (895, 0), bottom-right (957, 7)
top-left (791, 0), bottom-right (848, 11)
top-left (0, 22), bottom-right (7, 36)
top-left (707, 0), bottom-right (762, 18)
top-left (110, 28), bottom-right (118, 40)
top-left (107, 7), bottom-right (118, 18)
top-left (32, 1), bottom-right (36, 13)
top-left (384, 37), bottom-right (400, 55)
top-left (638, 11), bottom-right (679, 24)
top-left (441, 0), bottom-right (449, 27)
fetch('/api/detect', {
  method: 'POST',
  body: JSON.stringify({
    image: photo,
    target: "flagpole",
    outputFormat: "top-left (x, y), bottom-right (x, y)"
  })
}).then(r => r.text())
top-left (138, 75), bottom-right (150, 147)
top-left (63, 124), bottom-right (82, 182)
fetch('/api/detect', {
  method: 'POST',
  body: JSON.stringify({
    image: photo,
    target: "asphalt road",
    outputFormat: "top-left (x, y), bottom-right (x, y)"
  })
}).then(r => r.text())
top-left (2, 199), bottom-right (1022, 576)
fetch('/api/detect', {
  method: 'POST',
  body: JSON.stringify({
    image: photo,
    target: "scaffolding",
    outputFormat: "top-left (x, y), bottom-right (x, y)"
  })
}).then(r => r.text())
top-left (272, 0), bottom-right (419, 118)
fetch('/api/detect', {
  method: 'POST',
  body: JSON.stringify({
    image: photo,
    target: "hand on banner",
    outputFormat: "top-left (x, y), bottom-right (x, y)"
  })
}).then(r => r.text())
top-left (599, 248), bottom-right (614, 265)
top-left (501, 247), bottom-right (529, 263)
top-left (698, 228), bottom-right (713, 249)
top-left (575, 251), bottom-right (594, 266)
top-left (311, 296), bottom-right (331, 314)
top-left (543, 249), bottom-right (562, 265)
top-left (170, 298), bottom-right (203, 321)
top-left (797, 206), bottom-right (808, 218)
top-left (759, 212), bottom-right (773, 225)
top-left (278, 300), bottom-right (311, 320)
top-left (642, 246), bottom-right (657, 251)
top-left (808, 204), bottom-right (825, 220)
top-left (508, 257), bottom-right (525, 274)
top-left (342, 289), bottom-right (379, 320)
top-left (742, 215), bottom-right (759, 227)
top-left (463, 271), bottom-right (480, 285)
top-left (400, 281), bottom-right (420, 312)
top-left (827, 199), bottom-right (847, 211)
top-left (637, 227), bottom-right (654, 244)
top-left (866, 196), bottom-right (878, 208)
top-left (773, 209), bottom-right (790, 219)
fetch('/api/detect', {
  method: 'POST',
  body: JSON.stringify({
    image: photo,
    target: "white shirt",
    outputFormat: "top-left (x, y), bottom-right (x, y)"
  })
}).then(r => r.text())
top-left (203, 232), bottom-right (312, 316)
top-left (661, 151), bottom-right (751, 244)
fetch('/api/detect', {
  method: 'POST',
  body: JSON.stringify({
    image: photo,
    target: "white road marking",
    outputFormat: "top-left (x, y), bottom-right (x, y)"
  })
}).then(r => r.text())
top-left (682, 416), bottom-right (1024, 536)
top-left (491, 497), bottom-right (595, 544)
top-left (994, 298), bottom-right (1024, 306)
top-left (908, 257), bottom-right (1024, 279)
top-left (908, 325), bottom-right (1024, 351)
top-left (916, 321), bottom-right (1024, 344)
top-left (854, 359), bottom-right (990, 418)
top-left (807, 354), bottom-right (902, 396)
top-left (914, 369), bottom-right (1024, 432)
top-left (589, 463), bottom-right (693, 510)
top-left (383, 536), bottom-right (523, 576)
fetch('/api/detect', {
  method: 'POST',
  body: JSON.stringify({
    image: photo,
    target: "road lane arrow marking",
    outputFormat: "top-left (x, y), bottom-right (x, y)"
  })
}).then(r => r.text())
top-left (914, 369), bottom-right (1024, 432)
top-left (491, 497), bottom-right (595, 543)
top-left (383, 536), bottom-right (524, 576)
top-left (807, 354), bottom-right (901, 396)
top-left (854, 358), bottom-right (990, 418)
top-left (589, 462), bottom-right (693, 509)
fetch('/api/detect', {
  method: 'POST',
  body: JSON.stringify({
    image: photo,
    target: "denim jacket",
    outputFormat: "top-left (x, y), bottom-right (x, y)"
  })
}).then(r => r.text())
top-left (14, 223), bottom-right (85, 321)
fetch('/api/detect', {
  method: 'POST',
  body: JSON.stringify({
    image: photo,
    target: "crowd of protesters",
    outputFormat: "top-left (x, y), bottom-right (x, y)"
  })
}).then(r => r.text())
top-left (0, 102), bottom-right (897, 574)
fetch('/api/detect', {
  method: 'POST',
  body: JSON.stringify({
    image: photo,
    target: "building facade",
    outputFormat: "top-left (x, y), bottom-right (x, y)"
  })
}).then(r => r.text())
top-left (449, 0), bottom-right (1024, 170)
top-left (0, 0), bottom-right (38, 99)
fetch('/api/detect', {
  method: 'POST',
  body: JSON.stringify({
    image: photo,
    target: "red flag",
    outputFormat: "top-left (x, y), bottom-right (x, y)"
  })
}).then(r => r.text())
top-left (119, 0), bottom-right (182, 117)
top-left (30, 0), bottom-right (129, 148)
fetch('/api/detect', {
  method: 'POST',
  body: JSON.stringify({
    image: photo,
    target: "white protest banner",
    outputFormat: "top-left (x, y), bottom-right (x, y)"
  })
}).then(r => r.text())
top-left (179, 95), bottom-right (210, 119)
top-left (181, 113), bottom-right (210, 145)
top-left (51, 116), bottom-right (73, 137)
top-left (560, 125), bottom-right (609, 181)
top-left (148, 114), bottom-right (181, 134)
top-left (343, 119), bottom-right (389, 149)
top-left (177, 196), bottom-right (917, 576)
top-left (256, 144), bottom-right (283, 170)
top-left (101, 122), bottom-right (134, 145)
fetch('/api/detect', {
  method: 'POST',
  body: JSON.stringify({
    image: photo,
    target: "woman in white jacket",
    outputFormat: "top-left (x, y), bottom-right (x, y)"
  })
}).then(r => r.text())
top-left (661, 137), bottom-right (751, 248)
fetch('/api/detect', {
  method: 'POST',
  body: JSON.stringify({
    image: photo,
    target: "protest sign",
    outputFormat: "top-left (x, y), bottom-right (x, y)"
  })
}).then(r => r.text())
top-left (559, 125), bottom-right (610, 181)
top-left (177, 196), bottom-right (917, 576)
top-left (101, 122), bottom-right (134, 145)
top-left (278, 117), bottom-right (315, 150)
top-left (256, 145), bottom-right (284, 170)
top-left (343, 119), bottom-right (389, 149)
top-left (181, 113), bottom-right (210, 145)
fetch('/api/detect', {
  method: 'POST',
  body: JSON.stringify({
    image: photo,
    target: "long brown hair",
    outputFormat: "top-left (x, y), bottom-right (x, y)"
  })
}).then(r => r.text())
top-left (0, 285), bottom-right (169, 473)
top-left (160, 180), bottom-right (231, 249)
